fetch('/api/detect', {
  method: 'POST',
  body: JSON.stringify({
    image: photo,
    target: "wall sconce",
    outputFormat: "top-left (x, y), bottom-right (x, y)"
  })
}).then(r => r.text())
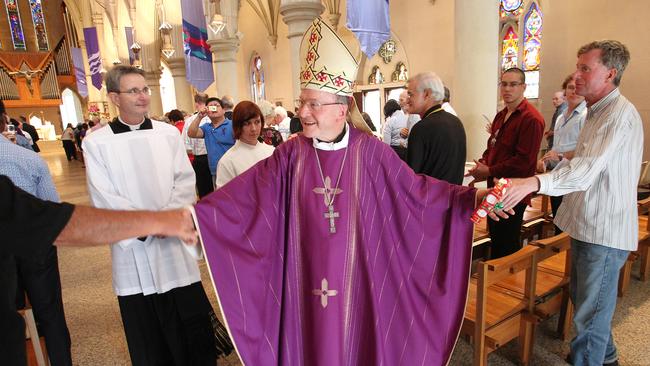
top-left (159, 22), bottom-right (175, 58)
top-left (208, 0), bottom-right (226, 34)
top-left (208, 13), bottom-right (226, 35)
top-left (130, 42), bottom-right (142, 68)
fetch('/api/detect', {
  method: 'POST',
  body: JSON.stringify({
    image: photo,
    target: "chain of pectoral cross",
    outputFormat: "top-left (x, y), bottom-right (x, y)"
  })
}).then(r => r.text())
top-left (313, 145), bottom-right (348, 234)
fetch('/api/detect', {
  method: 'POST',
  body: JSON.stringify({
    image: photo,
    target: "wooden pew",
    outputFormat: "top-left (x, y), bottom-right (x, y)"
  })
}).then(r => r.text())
top-left (462, 245), bottom-right (539, 366)
top-left (492, 233), bottom-right (573, 340)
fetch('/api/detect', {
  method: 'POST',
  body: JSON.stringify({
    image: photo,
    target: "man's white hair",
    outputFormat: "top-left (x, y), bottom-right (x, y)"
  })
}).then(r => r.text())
top-left (274, 106), bottom-right (288, 119)
top-left (411, 72), bottom-right (445, 102)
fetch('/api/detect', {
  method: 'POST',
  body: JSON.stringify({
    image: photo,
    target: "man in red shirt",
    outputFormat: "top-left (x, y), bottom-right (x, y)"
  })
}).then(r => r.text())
top-left (467, 67), bottom-right (544, 258)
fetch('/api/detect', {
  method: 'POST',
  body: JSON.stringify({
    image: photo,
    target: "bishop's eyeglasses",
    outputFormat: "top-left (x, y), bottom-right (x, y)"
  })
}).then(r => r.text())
top-left (297, 99), bottom-right (345, 112)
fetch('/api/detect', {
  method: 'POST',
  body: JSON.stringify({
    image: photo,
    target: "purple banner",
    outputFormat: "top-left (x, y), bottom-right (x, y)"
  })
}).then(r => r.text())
top-left (83, 27), bottom-right (103, 90)
top-left (180, 0), bottom-right (214, 91)
top-left (71, 47), bottom-right (88, 97)
top-left (125, 26), bottom-right (135, 65)
top-left (347, 0), bottom-right (391, 58)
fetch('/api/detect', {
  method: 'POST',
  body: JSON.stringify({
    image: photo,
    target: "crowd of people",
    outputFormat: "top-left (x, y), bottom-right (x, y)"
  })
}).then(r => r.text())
top-left (0, 15), bottom-right (643, 366)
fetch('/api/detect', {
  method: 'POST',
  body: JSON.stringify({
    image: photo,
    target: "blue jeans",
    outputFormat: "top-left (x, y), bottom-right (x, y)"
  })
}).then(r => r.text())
top-left (570, 239), bottom-right (629, 366)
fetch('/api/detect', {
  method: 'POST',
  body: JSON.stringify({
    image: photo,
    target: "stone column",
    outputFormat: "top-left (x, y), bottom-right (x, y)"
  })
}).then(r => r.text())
top-left (144, 69), bottom-right (164, 117)
top-left (454, 0), bottom-right (499, 160)
top-left (280, 0), bottom-right (324, 102)
top-left (167, 57), bottom-right (194, 113)
top-left (208, 37), bottom-right (240, 101)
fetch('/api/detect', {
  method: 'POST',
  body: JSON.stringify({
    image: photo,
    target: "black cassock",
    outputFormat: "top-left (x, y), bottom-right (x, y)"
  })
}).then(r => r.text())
top-left (407, 104), bottom-right (467, 185)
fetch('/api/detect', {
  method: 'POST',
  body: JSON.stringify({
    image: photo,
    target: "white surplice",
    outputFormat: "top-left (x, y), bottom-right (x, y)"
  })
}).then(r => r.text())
top-left (83, 119), bottom-right (200, 296)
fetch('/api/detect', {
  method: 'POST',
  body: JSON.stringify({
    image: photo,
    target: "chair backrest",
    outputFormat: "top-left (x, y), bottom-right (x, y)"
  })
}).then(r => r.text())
top-left (480, 245), bottom-right (540, 286)
top-left (530, 232), bottom-right (570, 262)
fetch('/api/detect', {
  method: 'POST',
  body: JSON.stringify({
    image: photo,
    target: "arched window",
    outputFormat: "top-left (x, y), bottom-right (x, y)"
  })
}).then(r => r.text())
top-left (250, 53), bottom-right (265, 103)
top-left (28, 0), bottom-right (49, 51)
top-left (522, 2), bottom-right (543, 98)
top-left (499, 0), bottom-right (543, 99)
top-left (500, 0), bottom-right (523, 20)
top-left (501, 25), bottom-right (519, 71)
top-left (4, 0), bottom-right (26, 50)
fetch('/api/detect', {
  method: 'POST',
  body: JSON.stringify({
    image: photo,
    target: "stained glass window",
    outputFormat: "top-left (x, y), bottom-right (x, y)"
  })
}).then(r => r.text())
top-left (523, 2), bottom-right (542, 71)
top-left (500, 0), bottom-right (523, 20)
top-left (501, 26), bottom-right (519, 71)
top-left (28, 0), bottom-right (49, 51)
top-left (250, 53), bottom-right (265, 103)
top-left (4, 0), bottom-right (26, 50)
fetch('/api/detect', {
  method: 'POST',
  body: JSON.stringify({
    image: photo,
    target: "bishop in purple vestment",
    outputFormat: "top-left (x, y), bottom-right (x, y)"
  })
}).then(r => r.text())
top-left (193, 18), bottom-right (479, 366)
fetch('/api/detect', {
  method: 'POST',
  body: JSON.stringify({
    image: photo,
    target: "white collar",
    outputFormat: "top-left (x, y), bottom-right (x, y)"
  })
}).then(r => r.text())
top-left (118, 116), bottom-right (146, 130)
top-left (312, 125), bottom-right (349, 151)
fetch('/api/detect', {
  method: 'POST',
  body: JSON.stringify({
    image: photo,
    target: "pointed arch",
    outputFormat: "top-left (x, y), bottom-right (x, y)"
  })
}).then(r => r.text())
top-left (523, 1), bottom-right (542, 71)
top-left (4, 0), bottom-right (27, 50)
top-left (500, 23), bottom-right (519, 72)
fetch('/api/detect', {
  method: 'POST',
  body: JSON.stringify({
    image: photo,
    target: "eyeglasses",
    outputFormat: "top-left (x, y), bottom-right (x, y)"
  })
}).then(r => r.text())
top-left (297, 99), bottom-right (345, 111)
top-left (114, 87), bottom-right (152, 96)
top-left (499, 81), bottom-right (524, 88)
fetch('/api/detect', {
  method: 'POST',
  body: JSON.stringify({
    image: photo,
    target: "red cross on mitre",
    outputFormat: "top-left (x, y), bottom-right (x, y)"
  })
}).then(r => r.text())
top-left (301, 70), bottom-right (312, 81)
top-left (333, 76), bottom-right (345, 87)
top-left (316, 72), bottom-right (328, 82)
top-left (306, 51), bottom-right (315, 63)
top-left (309, 32), bottom-right (318, 44)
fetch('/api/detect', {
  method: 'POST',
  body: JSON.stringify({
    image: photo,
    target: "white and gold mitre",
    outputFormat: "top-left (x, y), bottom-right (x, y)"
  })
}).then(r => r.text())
top-left (299, 18), bottom-right (358, 97)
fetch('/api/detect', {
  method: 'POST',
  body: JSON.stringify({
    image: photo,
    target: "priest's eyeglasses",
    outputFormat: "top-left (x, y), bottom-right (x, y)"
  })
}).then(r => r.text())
top-left (115, 87), bottom-right (152, 96)
top-left (297, 99), bottom-right (345, 111)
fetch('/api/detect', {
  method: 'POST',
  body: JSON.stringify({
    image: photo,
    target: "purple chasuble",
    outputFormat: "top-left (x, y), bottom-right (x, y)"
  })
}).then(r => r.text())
top-left (195, 126), bottom-right (476, 365)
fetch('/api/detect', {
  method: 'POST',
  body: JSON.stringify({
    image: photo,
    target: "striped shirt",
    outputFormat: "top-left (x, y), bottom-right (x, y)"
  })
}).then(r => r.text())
top-left (538, 88), bottom-right (643, 250)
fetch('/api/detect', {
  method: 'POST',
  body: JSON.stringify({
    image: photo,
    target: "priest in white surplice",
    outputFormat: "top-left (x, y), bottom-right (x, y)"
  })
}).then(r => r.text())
top-left (82, 65), bottom-right (232, 365)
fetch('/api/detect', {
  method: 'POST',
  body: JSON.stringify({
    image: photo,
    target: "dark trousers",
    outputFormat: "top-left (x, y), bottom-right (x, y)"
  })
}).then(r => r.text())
top-left (192, 154), bottom-right (214, 198)
top-left (62, 140), bottom-right (76, 161)
top-left (391, 145), bottom-right (408, 162)
top-left (488, 202), bottom-right (527, 259)
top-left (15, 246), bottom-right (72, 366)
top-left (117, 282), bottom-right (217, 366)
top-left (550, 195), bottom-right (564, 235)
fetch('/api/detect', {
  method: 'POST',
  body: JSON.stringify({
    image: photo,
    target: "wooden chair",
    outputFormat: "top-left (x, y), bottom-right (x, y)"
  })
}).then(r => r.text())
top-left (19, 294), bottom-right (49, 366)
top-left (520, 195), bottom-right (553, 245)
top-left (618, 197), bottom-right (650, 296)
top-left (462, 245), bottom-right (539, 366)
top-left (492, 233), bottom-right (573, 340)
top-left (635, 197), bottom-right (650, 281)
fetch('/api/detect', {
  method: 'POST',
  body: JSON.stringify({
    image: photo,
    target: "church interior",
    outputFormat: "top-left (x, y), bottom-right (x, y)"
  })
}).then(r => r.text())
top-left (2, 0), bottom-right (650, 365)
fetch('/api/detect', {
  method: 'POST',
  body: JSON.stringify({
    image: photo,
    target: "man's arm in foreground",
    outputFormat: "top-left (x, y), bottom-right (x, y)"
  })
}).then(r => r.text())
top-left (56, 206), bottom-right (198, 246)
top-left (187, 111), bottom-right (206, 138)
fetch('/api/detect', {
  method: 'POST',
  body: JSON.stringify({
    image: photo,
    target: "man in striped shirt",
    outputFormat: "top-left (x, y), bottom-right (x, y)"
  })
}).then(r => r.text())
top-left (498, 40), bottom-right (643, 366)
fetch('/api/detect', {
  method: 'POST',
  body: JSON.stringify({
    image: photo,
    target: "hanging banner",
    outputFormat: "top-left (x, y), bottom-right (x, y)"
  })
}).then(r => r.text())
top-left (125, 26), bottom-right (135, 65)
top-left (70, 47), bottom-right (88, 97)
top-left (180, 0), bottom-right (214, 91)
top-left (346, 0), bottom-right (391, 59)
top-left (83, 27), bottom-right (103, 90)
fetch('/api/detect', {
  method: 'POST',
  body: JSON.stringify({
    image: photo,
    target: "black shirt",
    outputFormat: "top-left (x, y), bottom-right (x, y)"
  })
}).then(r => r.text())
top-left (20, 123), bottom-right (40, 152)
top-left (0, 175), bottom-right (74, 365)
top-left (406, 105), bottom-right (467, 185)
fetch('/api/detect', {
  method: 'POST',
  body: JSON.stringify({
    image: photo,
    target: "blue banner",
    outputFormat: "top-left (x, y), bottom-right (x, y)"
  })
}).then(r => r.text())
top-left (180, 0), bottom-right (214, 91)
top-left (346, 0), bottom-right (391, 59)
